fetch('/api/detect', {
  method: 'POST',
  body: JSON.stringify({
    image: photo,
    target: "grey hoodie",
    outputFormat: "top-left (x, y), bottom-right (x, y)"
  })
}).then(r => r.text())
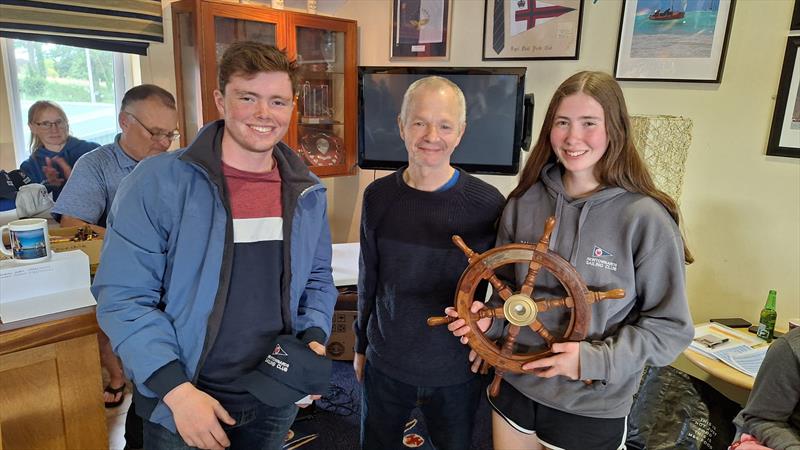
top-left (491, 163), bottom-right (693, 418)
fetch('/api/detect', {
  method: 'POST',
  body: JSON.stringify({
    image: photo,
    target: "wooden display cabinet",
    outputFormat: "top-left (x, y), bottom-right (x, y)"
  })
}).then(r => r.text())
top-left (171, 0), bottom-right (357, 177)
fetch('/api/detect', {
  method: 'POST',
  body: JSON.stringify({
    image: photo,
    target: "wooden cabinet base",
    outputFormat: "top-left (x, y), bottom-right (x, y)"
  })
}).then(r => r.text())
top-left (0, 309), bottom-right (107, 450)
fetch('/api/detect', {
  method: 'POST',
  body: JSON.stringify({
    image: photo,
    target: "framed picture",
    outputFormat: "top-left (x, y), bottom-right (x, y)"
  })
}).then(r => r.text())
top-left (767, 37), bottom-right (800, 158)
top-left (482, 0), bottom-right (583, 60)
top-left (792, 0), bottom-right (800, 30)
top-left (390, 0), bottom-right (452, 60)
top-left (614, 0), bottom-right (736, 82)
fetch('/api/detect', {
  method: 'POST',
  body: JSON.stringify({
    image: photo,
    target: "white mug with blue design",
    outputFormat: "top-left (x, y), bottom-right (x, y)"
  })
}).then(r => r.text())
top-left (0, 218), bottom-right (51, 263)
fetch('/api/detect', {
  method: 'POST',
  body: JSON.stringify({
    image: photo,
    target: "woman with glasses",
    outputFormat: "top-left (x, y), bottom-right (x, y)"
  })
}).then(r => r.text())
top-left (19, 101), bottom-right (99, 200)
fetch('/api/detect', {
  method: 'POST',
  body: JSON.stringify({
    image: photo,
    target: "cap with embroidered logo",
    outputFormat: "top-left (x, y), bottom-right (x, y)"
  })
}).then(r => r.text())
top-left (234, 335), bottom-right (332, 407)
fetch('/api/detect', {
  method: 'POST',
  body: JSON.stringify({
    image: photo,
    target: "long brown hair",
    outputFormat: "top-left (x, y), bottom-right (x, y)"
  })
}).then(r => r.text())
top-left (510, 71), bottom-right (693, 263)
top-left (27, 100), bottom-right (69, 153)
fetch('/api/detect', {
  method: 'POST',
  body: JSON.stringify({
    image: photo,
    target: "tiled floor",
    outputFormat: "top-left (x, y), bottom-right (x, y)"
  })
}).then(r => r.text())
top-left (105, 390), bottom-right (131, 450)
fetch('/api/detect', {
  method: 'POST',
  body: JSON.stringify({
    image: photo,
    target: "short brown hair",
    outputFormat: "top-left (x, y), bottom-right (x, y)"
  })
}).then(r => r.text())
top-left (218, 42), bottom-right (299, 95)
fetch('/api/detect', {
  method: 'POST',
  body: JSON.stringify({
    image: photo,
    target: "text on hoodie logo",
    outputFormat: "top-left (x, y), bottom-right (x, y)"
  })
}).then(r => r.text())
top-left (585, 245), bottom-right (617, 271)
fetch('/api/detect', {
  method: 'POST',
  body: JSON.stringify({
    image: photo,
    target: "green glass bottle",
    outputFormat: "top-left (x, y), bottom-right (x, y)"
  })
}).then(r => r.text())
top-left (756, 290), bottom-right (777, 342)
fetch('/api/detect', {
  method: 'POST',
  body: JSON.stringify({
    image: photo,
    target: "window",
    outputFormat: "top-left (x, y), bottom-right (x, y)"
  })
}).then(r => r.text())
top-left (2, 38), bottom-right (134, 167)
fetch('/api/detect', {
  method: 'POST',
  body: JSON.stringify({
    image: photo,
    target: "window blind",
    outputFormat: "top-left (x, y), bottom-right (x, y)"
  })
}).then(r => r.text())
top-left (0, 0), bottom-right (164, 55)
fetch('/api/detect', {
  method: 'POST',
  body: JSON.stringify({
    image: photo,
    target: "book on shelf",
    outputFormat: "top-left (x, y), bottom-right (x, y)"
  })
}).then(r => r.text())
top-left (689, 322), bottom-right (768, 378)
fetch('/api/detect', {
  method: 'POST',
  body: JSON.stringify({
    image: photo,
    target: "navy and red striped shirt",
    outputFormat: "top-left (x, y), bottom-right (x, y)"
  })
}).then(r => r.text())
top-left (197, 160), bottom-right (285, 410)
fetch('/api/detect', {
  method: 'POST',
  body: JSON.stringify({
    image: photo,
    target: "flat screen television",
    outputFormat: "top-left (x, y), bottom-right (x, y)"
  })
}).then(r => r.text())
top-left (358, 67), bottom-right (533, 175)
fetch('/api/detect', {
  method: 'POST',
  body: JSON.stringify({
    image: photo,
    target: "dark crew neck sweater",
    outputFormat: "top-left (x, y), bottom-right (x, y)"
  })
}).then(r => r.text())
top-left (356, 168), bottom-right (505, 387)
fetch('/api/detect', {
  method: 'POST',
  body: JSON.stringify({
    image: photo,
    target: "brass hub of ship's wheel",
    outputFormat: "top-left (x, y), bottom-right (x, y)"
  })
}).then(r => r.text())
top-left (503, 294), bottom-right (537, 326)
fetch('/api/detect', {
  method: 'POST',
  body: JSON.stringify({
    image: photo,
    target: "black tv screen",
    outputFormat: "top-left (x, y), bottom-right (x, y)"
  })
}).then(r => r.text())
top-left (358, 67), bottom-right (532, 175)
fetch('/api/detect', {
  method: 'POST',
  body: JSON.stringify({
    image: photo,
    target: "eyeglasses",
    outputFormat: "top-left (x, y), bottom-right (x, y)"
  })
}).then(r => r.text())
top-left (34, 119), bottom-right (67, 129)
top-left (125, 112), bottom-right (180, 142)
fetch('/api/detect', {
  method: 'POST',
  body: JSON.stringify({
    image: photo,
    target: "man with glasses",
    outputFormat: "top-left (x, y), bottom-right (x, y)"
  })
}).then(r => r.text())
top-left (52, 83), bottom-right (177, 450)
top-left (53, 84), bottom-right (178, 229)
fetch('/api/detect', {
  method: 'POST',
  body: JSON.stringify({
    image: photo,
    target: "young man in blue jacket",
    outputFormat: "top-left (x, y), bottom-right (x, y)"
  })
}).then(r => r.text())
top-left (93, 42), bottom-right (337, 450)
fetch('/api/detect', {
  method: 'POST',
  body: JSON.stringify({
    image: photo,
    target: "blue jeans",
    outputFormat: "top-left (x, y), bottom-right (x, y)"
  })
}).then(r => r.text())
top-left (143, 402), bottom-right (298, 450)
top-left (360, 361), bottom-right (482, 450)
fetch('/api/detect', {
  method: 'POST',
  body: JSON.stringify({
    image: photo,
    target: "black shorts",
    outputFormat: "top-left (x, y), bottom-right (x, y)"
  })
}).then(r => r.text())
top-left (487, 380), bottom-right (627, 450)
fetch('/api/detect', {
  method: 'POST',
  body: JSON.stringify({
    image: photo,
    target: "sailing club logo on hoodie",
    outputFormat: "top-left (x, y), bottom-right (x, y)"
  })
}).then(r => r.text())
top-left (586, 245), bottom-right (617, 271)
top-left (592, 245), bottom-right (613, 257)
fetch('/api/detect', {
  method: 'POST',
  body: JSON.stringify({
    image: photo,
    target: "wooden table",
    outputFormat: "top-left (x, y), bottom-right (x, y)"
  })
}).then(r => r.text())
top-left (0, 306), bottom-right (107, 450)
top-left (683, 346), bottom-right (756, 390)
top-left (683, 326), bottom-right (788, 391)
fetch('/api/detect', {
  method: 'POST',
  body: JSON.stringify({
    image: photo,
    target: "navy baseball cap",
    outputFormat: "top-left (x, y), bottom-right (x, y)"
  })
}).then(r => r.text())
top-left (0, 171), bottom-right (17, 200)
top-left (8, 170), bottom-right (32, 189)
top-left (235, 335), bottom-right (332, 407)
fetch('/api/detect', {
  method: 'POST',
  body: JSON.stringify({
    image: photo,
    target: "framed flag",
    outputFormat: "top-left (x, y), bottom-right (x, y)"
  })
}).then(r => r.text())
top-left (482, 0), bottom-right (583, 60)
top-left (390, 0), bottom-right (452, 59)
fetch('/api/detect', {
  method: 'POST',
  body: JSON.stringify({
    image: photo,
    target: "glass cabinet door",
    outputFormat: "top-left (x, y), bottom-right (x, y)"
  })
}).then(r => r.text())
top-left (171, 1), bottom-right (355, 175)
top-left (199, 4), bottom-right (285, 131)
top-left (294, 26), bottom-right (347, 169)
top-left (213, 17), bottom-right (277, 63)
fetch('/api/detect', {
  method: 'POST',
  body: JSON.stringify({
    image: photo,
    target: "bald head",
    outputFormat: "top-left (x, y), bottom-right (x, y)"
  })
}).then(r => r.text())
top-left (399, 76), bottom-right (466, 129)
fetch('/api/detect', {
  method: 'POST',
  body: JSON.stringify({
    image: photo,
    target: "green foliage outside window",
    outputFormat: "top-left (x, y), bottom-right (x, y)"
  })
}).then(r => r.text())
top-left (14, 40), bottom-right (114, 103)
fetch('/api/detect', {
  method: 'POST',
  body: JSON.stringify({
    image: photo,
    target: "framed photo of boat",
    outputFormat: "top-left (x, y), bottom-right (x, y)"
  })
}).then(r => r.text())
top-left (482, 0), bottom-right (584, 60)
top-left (390, 0), bottom-right (452, 60)
top-left (614, 0), bottom-right (736, 82)
top-left (766, 37), bottom-right (800, 158)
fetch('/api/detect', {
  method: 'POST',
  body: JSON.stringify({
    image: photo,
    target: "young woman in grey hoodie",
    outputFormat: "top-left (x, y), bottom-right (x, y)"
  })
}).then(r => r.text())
top-left (447, 71), bottom-right (695, 450)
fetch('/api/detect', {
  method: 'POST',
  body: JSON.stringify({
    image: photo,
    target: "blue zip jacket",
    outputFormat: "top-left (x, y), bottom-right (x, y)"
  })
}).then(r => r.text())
top-left (93, 121), bottom-right (337, 431)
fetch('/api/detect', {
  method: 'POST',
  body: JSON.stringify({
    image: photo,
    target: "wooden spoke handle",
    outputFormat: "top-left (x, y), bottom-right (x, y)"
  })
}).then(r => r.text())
top-left (427, 316), bottom-right (456, 326)
top-left (589, 288), bottom-right (626, 303)
top-left (452, 235), bottom-right (476, 261)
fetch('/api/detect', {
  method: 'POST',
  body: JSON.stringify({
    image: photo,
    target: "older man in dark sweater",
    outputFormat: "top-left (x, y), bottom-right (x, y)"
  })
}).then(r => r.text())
top-left (354, 76), bottom-right (505, 450)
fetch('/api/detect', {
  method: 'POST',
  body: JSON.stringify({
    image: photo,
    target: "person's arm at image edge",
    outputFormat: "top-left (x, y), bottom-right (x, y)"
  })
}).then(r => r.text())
top-left (739, 334), bottom-right (800, 450)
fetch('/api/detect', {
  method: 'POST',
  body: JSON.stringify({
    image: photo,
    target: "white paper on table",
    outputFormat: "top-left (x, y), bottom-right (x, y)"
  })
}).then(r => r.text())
top-left (331, 243), bottom-right (359, 287)
top-left (728, 347), bottom-right (768, 378)
top-left (0, 250), bottom-right (95, 323)
top-left (0, 288), bottom-right (96, 323)
top-left (689, 322), bottom-right (763, 357)
top-left (688, 322), bottom-right (769, 379)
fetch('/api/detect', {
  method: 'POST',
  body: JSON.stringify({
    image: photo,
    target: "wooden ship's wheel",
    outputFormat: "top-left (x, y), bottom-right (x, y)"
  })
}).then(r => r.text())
top-left (428, 216), bottom-right (625, 396)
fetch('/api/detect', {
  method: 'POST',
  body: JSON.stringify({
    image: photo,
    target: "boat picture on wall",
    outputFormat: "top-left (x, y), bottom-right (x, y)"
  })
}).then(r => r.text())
top-left (614, 0), bottom-right (735, 82)
top-left (630, 0), bottom-right (721, 59)
top-left (648, 0), bottom-right (686, 21)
